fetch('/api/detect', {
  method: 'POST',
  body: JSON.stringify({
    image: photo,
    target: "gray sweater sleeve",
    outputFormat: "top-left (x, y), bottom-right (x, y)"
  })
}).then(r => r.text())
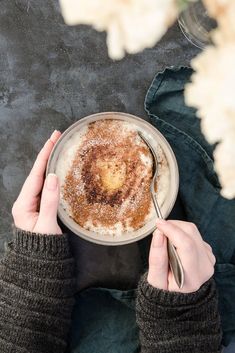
top-left (0, 225), bottom-right (76, 353)
top-left (136, 273), bottom-right (222, 353)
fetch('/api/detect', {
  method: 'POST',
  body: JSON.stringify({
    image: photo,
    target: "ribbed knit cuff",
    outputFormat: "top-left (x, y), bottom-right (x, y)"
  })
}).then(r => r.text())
top-left (11, 224), bottom-right (71, 259)
top-left (138, 272), bottom-right (216, 306)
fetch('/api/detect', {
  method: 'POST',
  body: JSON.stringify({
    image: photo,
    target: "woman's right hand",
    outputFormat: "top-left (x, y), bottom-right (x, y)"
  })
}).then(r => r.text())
top-left (148, 219), bottom-right (216, 293)
top-left (11, 130), bottom-right (62, 235)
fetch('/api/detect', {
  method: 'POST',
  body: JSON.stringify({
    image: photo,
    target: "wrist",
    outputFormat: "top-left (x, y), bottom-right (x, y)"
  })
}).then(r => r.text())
top-left (11, 224), bottom-right (71, 260)
top-left (138, 272), bottom-right (216, 306)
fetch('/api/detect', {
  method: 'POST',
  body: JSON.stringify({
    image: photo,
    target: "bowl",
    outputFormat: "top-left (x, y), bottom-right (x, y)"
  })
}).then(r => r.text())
top-left (46, 112), bottom-right (179, 246)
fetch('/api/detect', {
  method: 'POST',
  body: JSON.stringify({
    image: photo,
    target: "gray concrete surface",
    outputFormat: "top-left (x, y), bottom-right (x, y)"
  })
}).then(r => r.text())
top-left (0, 0), bottom-right (198, 250)
top-left (0, 1), bottom-right (234, 351)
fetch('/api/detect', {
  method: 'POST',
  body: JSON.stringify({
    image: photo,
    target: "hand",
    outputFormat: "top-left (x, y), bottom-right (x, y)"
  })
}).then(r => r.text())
top-left (12, 130), bottom-right (62, 235)
top-left (147, 220), bottom-right (216, 293)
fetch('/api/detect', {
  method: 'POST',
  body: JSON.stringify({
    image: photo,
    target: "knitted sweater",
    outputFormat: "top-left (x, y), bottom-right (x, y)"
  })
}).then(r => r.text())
top-left (136, 274), bottom-right (222, 353)
top-left (0, 227), bottom-right (222, 353)
top-left (0, 226), bottom-right (76, 353)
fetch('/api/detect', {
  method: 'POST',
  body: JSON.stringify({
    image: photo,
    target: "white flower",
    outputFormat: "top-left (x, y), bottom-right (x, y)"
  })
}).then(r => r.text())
top-left (185, 44), bottom-right (235, 143)
top-left (185, 43), bottom-right (235, 198)
top-left (214, 138), bottom-right (235, 199)
top-left (203, 0), bottom-right (235, 42)
top-left (59, 0), bottom-right (178, 59)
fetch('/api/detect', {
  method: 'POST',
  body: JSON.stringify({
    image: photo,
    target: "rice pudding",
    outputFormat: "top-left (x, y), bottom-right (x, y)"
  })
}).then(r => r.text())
top-left (56, 119), bottom-right (170, 235)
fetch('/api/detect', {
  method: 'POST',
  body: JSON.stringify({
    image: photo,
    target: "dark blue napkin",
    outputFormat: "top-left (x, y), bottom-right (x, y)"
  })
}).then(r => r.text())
top-left (145, 67), bottom-right (235, 347)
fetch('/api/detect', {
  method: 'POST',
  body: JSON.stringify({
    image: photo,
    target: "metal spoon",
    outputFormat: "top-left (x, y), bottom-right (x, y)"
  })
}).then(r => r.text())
top-left (138, 132), bottom-right (184, 289)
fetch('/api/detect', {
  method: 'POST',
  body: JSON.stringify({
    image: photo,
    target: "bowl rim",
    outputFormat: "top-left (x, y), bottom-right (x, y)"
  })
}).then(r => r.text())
top-left (47, 111), bottom-right (179, 246)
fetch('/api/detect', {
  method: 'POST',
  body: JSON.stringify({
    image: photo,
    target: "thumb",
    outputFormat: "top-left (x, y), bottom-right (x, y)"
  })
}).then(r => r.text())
top-left (35, 173), bottom-right (62, 234)
top-left (147, 229), bottom-right (168, 290)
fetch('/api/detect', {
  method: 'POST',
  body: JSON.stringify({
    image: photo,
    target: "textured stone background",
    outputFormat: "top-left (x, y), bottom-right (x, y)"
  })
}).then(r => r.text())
top-left (0, 2), bottom-right (234, 351)
top-left (0, 0), bottom-right (198, 251)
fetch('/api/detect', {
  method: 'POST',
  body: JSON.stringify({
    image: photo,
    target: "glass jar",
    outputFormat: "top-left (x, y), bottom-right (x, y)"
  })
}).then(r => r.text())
top-left (178, 0), bottom-right (217, 49)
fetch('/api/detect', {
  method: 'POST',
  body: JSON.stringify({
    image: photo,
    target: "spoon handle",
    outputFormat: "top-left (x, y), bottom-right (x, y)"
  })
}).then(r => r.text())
top-left (167, 240), bottom-right (184, 289)
top-left (152, 193), bottom-right (184, 289)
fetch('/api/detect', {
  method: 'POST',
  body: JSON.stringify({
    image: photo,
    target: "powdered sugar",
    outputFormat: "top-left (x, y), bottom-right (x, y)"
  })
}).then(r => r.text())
top-left (56, 119), bottom-right (170, 235)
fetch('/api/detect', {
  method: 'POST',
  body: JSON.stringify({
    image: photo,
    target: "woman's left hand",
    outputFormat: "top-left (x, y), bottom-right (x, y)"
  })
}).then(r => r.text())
top-left (12, 130), bottom-right (62, 235)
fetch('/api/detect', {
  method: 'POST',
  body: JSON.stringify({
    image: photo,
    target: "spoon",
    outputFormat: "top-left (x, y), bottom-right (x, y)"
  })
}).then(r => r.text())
top-left (138, 132), bottom-right (184, 289)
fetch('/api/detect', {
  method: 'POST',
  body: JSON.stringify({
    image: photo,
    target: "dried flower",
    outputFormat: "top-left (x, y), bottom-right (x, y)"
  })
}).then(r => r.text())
top-left (59, 0), bottom-right (178, 60)
top-left (185, 1), bottom-right (235, 198)
top-left (203, 0), bottom-right (235, 42)
top-left (214, 138), bottom-right (235, 199)
top-left (185, 42), bottom-right (235, 198)
top-left (59, 0), bottom-right (235, 198)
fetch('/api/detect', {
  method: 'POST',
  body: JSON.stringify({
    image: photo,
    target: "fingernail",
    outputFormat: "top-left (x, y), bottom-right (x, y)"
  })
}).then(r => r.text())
top-left (153, 230), bottom-right (164, 248)
top-left (156, 219), bottom-right (167, 227)
top-left (46, 173), bottom-right (58, 190)
top-left (50, 130), bottom-right (59, 140)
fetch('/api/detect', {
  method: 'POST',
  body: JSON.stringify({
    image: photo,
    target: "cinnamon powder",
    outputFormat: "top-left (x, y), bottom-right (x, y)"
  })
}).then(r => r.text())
top-left (62, 119), bottom-right (155, 233)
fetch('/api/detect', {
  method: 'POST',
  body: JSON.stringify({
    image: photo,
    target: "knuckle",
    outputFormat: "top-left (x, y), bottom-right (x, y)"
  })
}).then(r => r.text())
top-left (204, 240), bottom-right (212, 251)
top-left (188, 222), bottom-right (198, 232)
top-left (212, 255), bottom-right (216, 265)
top-left (207, 243), bottom-right (213, 252)
top-left (41, 202), bottom-right (54, 214)
top-left (30, 170), bottom-right (42, 180)
top-left (208, 266), bottom-right (215, 277)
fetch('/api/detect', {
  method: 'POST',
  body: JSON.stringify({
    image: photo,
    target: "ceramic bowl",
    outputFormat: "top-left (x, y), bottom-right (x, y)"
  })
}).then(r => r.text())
top-left (46, 112), bottom-right (179, 246)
